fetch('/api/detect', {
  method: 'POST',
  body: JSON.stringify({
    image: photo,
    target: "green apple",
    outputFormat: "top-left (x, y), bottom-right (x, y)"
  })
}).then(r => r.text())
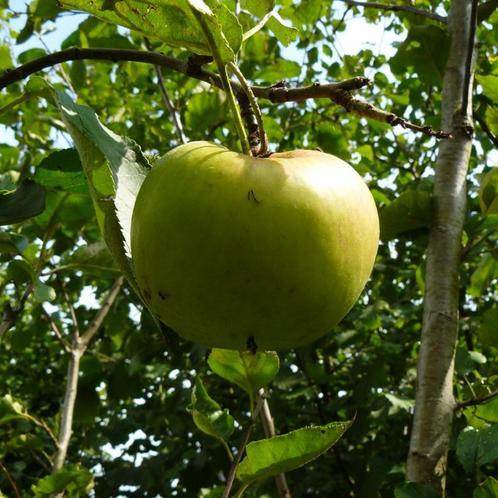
top-left (131, 141), bottom-right (379, 350)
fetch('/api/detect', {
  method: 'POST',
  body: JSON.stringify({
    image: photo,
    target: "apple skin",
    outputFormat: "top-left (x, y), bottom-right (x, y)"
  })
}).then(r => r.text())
top-left (131, 141), bottom-right (379, 350)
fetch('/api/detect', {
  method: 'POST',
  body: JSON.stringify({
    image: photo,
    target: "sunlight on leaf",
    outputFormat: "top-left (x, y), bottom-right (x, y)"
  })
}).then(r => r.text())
top-left (208, 349), bottom-right (279, 395)
top-left (236, 421), bottom-right (351, 483)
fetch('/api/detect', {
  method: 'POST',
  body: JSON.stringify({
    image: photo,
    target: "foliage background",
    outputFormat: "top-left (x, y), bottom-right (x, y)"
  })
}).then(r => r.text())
top-left (0, 0), bottom-right (498, 496)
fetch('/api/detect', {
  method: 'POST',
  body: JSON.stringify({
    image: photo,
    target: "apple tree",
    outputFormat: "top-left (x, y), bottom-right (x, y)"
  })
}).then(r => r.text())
top-left (0, 0), bottom-right (498, 497)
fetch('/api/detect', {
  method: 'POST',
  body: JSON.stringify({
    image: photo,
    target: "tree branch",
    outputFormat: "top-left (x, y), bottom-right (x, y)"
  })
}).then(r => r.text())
top-left (41, 305), bottom-right (71, 353)
top-left (52, 349), bottom-right (81, 472)
top-left (259, 394), bottom-right (292, 498)
top-left (462, 0), bottom-right (478, 115)
top-left (79, 276), bottom-right (124, 349)
top-left (337, 0), bottom-right (447, 23)
top-left (456, 389), bottom-right (498, 409)
top-left (0, 48), bottom-right (451, 139)
top-left (144, 39), bottom-right (187, 144)
top-left (406, 0), bottom-right (477, 492)
top-left (57, 274), bottom-right (81, 338)
top-left (0, 460), bottom-right (21, 498)
top-left (222, 391), bottom-right (265, 498)
top-left (52, 277), bottom-right (123, 473)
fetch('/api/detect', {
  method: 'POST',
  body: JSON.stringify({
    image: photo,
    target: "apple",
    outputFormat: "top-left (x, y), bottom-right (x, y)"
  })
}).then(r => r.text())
top-left (131, 141), bottom-right (379, 350)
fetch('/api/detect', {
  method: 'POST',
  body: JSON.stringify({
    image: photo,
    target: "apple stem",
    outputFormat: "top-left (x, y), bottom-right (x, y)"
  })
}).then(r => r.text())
top-left (190, 8), bottom-right (251, 156)
top-left (228, 62), bottom-right (269, 157)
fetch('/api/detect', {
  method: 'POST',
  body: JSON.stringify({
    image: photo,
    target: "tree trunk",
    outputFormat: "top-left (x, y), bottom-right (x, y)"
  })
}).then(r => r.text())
top-left (406, 0), bottom-right (475, 494)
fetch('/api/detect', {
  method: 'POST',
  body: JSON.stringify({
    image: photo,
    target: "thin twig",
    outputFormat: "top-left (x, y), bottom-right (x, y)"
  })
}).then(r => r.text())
top-left (79, 276), bottom-right (124, 348)
top-left (295, 350), bottom-right (357, 495)
top-left (57, 274), bottom-right (81, 338)
top-left (222, 392), bottom-right (266, 498)
top-left (30, 417), bottom-right (59, 448)
top-left (456, 389), bottom-right (498, 410)
top-left (475, 114), bottom-right (498, 148)
top-left (144, 39), bottom-right (187, 144)
top-left (34, 31), bottom-right (75, 94)
top-left (0, 460), bottom-right (21, 498)
top-left (41, 305), bottom-right (71, 352)
top-left (462, 0), bottom-right (479, 115)
top-left (259, 393), bottom-right (291, 498)
top-left (0, 48), bottom-right (451, 139)
top-left (337, 0), bottom-right (447, 23)
top-left (333, 6), bottom-right (351, 35)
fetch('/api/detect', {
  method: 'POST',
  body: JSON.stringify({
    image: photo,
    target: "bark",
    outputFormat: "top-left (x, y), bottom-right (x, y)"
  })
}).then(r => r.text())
top-left (52, 277), bottom-right (123, 473)
top-left (52, 349), bottom-right (82, 472)
top-left (406, 0), bottom-right (475, 494)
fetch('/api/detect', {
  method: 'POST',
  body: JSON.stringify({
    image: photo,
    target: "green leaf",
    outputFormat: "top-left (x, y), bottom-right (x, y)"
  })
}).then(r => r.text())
top-left (6, 433), bottom-right (45, 452)
top-left (6, 259), bottom-right (33, 284)
top-left (189, 377), bottom-right (235, 442)
top-left (33, 280), bottom-right (56, 303)
top-left (0, 45), bottom-right (12, 71)
top-left (208, 349), bottom-right (279, 395)
top-left (390, 25), bottom-right (449, 86)
top-left (0, 231), bottom-right (23, 255)
top-left (16, 16), bottom-right (35, 44)
top-left (384, 393), bottom-right (415, 415)
top-left (243, 10), bottom-right (297, 47)
top-left (0, 180), bottom-right (45, 226)
top-left (61, 241), bottom-right (116, 274)
top-left (394, 482), bottom-right (439, 498)
top-left (17, 48), bottom-right (47, 64)
top-left (69, 59), bottom-right (88, 90)
top-left (236, 420), bottom-right (351, 482)
top-left (0, 394), bottom-right (33, 425)
top-left (266, 13), bottom-right (297, 46)
top-left (33, 0), bottom-right (61, 19)
top-left (50, 88), bottom-right (149, 299)
top-left (477, 75), bottom-right (498, 104)
top-left (380, 189), bottom-right (433, 240)
top-left (485, 105), bottom-right (498, 137)
top-left (198, 486), bottom-right (224, 498)
top-left (456, 425), bottom-right (498, 472)
top-left (468, 254), bottom-right (498, 297)
top-left (456, 427), bottom-right (480, 472)
top-left (243, 0), bottom-right (274, 18)
top-left (474, 477), bottom-right (498, 498)
top-left (254, 59), bottom-right (301, 82)
top-left (478, 306), bottom-right (498, 348)
top-left (34, 149), bottom-right (88, 194)
top-left (473, 398), bottom-right (498, 424)
top-left (31, 464), bottom-right (94, 497)
top-left (0, 395), bottom-right (24, 422)
top-left (479, 167), bottom-right (498, 215)
top-left (185, 90), bottom-right (225, 134)
top-left (59, 0), bottom-right (242, 62)
top-left (315, 122), bottom-right (349, 156)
